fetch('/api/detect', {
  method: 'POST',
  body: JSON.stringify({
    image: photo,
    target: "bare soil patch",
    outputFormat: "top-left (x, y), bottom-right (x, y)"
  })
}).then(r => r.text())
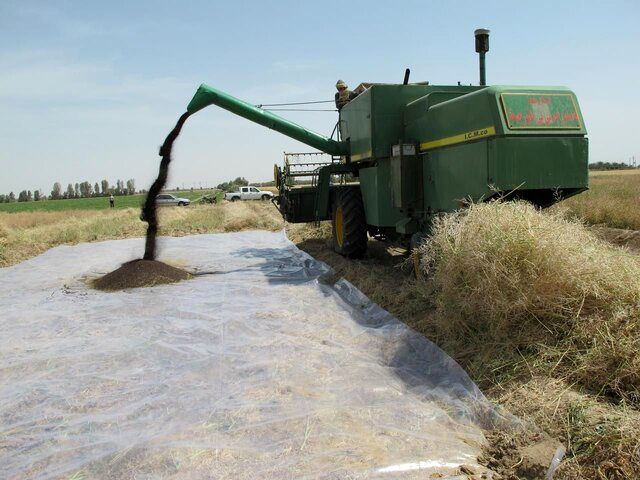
top-left (591, 225), bottom-right (640, 252)
top-left (92, 259), bottom-right (191, 291)
top-left (481, 431), bottom-right (562, 479)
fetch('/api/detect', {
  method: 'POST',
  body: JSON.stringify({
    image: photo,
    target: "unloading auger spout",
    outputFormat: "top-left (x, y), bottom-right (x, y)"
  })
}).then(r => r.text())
top-left (187, 84), bottom-right (349, 157)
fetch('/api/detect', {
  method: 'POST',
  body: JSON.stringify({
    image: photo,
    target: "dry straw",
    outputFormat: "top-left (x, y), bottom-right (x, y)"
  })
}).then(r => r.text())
top-left (415, 200), bottom-right (640, 404)
top-left (0, 203), bottom-right (284, 267)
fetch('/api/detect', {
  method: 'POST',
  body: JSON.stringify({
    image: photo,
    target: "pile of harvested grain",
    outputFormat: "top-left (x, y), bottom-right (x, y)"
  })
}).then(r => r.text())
top-left (93, 259), bottom-right (191, 291)
top-left (415, 201), bottom-right (640, 403)
top-left (94, 111), bottom-right (193, 291)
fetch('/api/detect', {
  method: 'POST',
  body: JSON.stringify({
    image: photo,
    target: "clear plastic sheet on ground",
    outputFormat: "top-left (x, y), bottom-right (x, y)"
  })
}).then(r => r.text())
top-left (0, 231), bottom-right (515, 479)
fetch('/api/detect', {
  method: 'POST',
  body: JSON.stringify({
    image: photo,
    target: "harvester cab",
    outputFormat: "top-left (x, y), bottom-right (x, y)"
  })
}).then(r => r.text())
top-left (186, 28), bottom-right (588, 258)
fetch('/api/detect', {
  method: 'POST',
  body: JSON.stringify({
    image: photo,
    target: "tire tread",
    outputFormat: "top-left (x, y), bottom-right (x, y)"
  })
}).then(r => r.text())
top-left (333, 187), bottom-right (367, 258)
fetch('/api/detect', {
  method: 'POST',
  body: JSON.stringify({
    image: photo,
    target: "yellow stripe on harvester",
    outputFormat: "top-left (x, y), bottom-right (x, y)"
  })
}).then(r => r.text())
top-left (350, 150), bottom-right (372, 161)
top-left (419, 126), bottom-right (496, 152)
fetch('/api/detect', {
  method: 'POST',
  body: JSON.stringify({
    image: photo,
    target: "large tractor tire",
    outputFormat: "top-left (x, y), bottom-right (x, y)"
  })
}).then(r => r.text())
top-left (332, 188), bottom-right (367, 258)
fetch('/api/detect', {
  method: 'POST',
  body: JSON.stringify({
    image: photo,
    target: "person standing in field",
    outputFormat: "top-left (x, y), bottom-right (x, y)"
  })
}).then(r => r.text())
top-left (109, 194), bottom-right (114, 208)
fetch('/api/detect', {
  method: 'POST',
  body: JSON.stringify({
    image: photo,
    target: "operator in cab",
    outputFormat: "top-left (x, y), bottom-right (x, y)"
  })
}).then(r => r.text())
top-left (334, 80), bottom-right (358, 110)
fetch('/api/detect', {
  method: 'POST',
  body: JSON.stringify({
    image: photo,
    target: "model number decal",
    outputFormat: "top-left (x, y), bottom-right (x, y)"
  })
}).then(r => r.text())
top-left (464, 128), bottom-right (492, 141)
top-left (420, 126), bottom-right (496, 152)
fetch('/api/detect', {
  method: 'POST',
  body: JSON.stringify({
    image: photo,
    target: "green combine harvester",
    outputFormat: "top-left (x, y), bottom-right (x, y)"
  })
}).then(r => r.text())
top-left (187, 29), bottom-right (588, 257)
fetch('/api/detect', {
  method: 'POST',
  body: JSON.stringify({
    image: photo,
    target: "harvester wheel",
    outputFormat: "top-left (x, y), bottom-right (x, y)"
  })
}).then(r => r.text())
top-left (332, 188), bottom-right (367, 258)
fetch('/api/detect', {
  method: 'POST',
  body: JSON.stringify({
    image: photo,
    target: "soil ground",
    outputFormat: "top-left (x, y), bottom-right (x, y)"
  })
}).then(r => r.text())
top-left (591, 225), bottom-right (640, 252)
top-left (481, 431), bottom-right (563, 480)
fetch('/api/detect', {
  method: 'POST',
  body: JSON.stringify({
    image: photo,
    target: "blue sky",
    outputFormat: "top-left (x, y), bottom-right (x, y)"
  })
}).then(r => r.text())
top-left (1, 0), bottom-right (639, 194)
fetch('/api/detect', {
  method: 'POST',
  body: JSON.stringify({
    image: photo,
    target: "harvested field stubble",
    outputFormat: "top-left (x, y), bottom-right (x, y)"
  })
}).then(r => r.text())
top-left (559, 169), bottom-right (640, 230)
top-left (0, 209), bottom-right (146, 267)
top-left (0, 203), bottom-right (283, 267)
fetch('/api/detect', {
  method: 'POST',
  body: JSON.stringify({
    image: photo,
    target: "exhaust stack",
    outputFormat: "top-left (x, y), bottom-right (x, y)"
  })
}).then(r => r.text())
top-left (474, 28), bottom-right (490, 86)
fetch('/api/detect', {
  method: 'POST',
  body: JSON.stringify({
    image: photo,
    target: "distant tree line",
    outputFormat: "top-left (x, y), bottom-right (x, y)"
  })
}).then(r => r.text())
top-left (589, 162), bottom-right (638, 171)
top-left (253, 180), bottom-right (276, 187)
top-left (0, 179), bottom-right (137, 203)
top-left (216, 177), bottom-right (249, 193)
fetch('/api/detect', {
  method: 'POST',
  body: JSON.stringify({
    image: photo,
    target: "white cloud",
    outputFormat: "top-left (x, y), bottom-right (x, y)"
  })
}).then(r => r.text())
top-left (0, 50), bottom-right (192, 105)
top-left (7, 3), bottom-right (124, 41)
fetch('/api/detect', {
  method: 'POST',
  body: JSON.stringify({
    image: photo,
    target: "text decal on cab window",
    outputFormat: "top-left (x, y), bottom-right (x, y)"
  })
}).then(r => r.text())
top-left (500, 93), bottom-right (582, 130)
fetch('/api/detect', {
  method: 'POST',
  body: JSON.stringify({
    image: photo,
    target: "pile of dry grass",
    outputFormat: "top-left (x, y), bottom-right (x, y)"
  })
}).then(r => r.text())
top-left (221, 201), bottom-right (283, 231)
top-left (409, 201), bottom-right (640, 478)
top-left (416, 201), bottom-right (640, 403)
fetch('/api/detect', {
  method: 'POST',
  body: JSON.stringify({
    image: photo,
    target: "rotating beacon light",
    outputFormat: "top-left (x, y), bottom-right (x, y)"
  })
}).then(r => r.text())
top-left (474, 28), bottom-right (490, 86)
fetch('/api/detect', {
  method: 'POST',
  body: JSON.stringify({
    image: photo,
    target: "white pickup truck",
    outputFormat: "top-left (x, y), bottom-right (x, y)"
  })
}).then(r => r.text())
top-left (224, 186), bottom-right (274, 202)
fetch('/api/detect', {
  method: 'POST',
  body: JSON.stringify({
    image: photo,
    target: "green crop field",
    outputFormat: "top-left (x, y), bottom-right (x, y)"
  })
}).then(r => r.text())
top-left (0, 190), bottom-right (220, 213)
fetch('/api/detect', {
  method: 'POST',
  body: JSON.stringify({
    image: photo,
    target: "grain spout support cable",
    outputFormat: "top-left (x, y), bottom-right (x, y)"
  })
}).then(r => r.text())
top-left (255, 100), bottom-right (333, 107)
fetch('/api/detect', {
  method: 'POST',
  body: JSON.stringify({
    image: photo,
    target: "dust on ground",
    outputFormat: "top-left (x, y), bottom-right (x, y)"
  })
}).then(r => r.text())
top-left (92, 259), bottom-right (191, 291)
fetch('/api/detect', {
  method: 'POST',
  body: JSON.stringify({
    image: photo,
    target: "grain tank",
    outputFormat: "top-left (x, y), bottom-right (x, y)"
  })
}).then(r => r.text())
top-left (187, 29), bottom-right (588, 257)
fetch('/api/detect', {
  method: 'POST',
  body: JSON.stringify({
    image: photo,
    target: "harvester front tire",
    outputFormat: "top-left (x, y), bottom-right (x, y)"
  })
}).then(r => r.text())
top-left (332, 188), bottom-right (367, 258)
